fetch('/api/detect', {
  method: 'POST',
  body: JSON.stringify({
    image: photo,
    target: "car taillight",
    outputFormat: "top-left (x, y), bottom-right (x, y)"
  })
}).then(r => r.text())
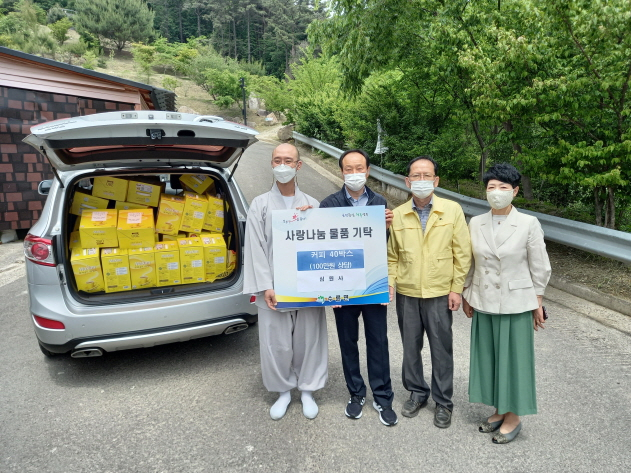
top-left (24, 234), bottom-right (56, 266)
top-left (33, 315), bottom-right (65, 330)
top-left (250, 295), bottom-right (256, 303)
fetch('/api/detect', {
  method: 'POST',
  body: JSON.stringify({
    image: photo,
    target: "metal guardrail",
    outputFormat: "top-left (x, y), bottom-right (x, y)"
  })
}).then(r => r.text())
top-left (294, 132), bottom-right (631, 264)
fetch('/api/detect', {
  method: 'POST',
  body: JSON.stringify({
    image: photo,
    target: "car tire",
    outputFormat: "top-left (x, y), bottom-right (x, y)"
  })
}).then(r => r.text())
top-left (38, 343), bottom-right (59, 358)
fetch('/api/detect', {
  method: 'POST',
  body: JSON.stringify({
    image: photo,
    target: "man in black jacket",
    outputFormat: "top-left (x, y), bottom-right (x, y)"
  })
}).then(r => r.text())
top-left (319, 149), bottom-right (397, 426)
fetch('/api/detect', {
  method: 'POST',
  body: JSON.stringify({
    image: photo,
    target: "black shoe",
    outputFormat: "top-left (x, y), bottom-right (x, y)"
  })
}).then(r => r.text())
top-left (401, 397), bottom-right (428, 418)
top-left (434, 404), bottom-right (452, 428)
top-left (373, 401), bottom-right (398, 426)
top-left (345, 395), bottom-right (365, 419)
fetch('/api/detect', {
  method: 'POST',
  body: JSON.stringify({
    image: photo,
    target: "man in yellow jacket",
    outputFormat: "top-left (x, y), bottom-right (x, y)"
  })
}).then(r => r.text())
top-left (388, 156), bottom-right (471, 429)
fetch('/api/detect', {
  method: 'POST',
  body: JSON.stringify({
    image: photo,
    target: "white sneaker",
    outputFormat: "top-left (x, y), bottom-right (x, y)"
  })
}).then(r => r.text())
top-left (301, 391), bottom-right (319, 419)
top-left (270, 392), bottom-right (291, 420)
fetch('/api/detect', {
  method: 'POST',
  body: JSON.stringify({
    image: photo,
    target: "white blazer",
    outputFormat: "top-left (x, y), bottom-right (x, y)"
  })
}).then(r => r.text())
top-left (462, 207), bottom-right (551, 314)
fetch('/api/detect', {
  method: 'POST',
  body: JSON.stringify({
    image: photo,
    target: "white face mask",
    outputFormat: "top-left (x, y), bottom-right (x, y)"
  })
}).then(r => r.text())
top-left (487, 189), bottom-right (514, 210)
top-left (273, 164), bottom-right (296, 184)
top-left (344, 173), bottom-right (367, 192)
top-left (410, 180), bottom-right (435, 199)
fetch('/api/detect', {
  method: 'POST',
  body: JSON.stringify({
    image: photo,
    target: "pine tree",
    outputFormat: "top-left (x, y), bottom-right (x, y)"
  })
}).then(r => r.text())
top-left (74, 0), bottom-right (155, 51)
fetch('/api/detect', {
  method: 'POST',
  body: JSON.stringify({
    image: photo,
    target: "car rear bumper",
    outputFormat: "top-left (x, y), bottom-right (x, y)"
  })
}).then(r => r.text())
top-left (37, 313), bottom-right (258, 354)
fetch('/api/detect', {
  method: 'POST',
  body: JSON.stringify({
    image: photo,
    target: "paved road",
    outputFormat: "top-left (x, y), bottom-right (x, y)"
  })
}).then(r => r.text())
top-left (1, 141), bottom-right (630, 472)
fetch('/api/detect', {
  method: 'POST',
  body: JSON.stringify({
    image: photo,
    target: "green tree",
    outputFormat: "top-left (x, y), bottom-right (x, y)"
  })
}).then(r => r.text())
top-left (459, 0), bottom-right (631, 228)
top-left (0, 0), bottom-right (56, 55)
top-left (309, 0), bottom-right (539, 196)
top-left (203, 68), bottom-right (243, 106)
top-left (48, 16), bottom-right (71, 44)
top-left (131, 42), bottom-right (156, 82)
top-left (252, 74), bottom-right (290, 120)
top-left (532, 1), bottom-right (631, 228)
top-left (45, 3), bottom-right (66, 24)
top-left (74, 0), bottom-right (155, 51)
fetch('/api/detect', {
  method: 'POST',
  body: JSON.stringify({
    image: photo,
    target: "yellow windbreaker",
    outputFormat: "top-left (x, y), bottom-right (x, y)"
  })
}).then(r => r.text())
top-left (387, 195), bottom-right (472, 298)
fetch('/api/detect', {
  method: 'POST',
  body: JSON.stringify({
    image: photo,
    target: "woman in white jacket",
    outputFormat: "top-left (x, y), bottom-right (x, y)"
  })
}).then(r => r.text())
top-left (462, 163), bottom-right (551, 444)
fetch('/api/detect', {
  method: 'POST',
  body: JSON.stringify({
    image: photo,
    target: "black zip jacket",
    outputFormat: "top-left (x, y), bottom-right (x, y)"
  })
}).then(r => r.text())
top-left (319, 185), bottom-right (388, 209)
top-left (319, 184), bottom-right (389, 239)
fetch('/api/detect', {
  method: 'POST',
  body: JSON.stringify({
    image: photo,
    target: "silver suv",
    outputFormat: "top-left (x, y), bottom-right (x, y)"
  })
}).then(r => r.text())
top-left (23, 111), bottom-right (258, 358)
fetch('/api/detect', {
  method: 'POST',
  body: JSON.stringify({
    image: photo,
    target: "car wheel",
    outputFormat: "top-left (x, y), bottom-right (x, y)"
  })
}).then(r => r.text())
top-left (39, 343), bottom-right (59, 358)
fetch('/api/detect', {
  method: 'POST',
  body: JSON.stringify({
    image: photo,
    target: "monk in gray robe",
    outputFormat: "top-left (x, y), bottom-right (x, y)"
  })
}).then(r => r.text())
top-left (243, 143), bottom-right (328, 420)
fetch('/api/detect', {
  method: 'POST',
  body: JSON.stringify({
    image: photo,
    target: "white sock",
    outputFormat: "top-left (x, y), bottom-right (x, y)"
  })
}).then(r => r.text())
top-left (270, 391), bottom-right (291, 420)
top-left (301, 391), bottom-right (319, 419)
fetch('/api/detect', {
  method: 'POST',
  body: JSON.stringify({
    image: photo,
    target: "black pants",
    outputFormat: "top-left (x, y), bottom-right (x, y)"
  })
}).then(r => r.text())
top-left (396, 293), bottom-right (454, 410)
top-left (333, 304), bottom-right (394, 407)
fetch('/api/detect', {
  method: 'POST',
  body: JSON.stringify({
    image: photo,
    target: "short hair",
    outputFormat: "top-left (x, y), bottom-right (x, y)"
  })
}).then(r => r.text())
top-left (339, 149), bottom-right (370, 169)
top-left (483, 163), bottom-right (521, 188)
top-left (407, 156), bottom-right (439, 176)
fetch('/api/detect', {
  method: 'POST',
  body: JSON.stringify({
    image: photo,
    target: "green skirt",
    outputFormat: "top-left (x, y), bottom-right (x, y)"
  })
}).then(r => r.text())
top-left (468, 310), bottom-right (537, 416)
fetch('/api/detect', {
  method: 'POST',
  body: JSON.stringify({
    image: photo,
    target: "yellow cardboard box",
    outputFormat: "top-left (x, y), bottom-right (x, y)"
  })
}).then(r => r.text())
top-left (70, 191), bottom-right (109, 216)
top-left (179, 174), bottom-right (215, 194)
top-left (70, 247), bottom-right (105, 293)
top-left (69, 231), bottom-right (81, 249)
top-left (155, 194), bottom-right (185, 235)
top-left (117, 209), bottom-right (155, 249)
top-left (202, 195), bottom-right (225, 233)
top-left (163, 233), bottom-right (187, 242)
top-left (128, 247), bottom-right (156, 289)
top-left (80, 209), bottom-right (118, 248)
top-left (154, 243), bottom-right (182, 286)
top-left (115, 201), bottom-right (150, 211)
top-left (179, 192), bottom-right (208, 233)
top-left (127, 179), bottom-right (164, 207)
top-left (101, 248), bottom-right (131, 293)
top-left (200, 233), bottom-right (227, 282)
top-left (92, 176), bottom-right (128, 202)
top-left (178, 237), bottom-right (205, 284)
top-left (222, 250), bottom-right (237, 278)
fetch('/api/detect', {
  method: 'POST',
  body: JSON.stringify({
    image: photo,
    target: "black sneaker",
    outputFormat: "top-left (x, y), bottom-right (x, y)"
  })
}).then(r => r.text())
top-left (345, 395), bottom-right (365, 419)
top-left (373, 401), bottom-right (398, 426)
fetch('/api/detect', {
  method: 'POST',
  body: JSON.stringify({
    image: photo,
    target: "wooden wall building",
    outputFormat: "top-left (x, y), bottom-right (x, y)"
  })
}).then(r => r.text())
top-left (0, 47), bottom-right (176, 231)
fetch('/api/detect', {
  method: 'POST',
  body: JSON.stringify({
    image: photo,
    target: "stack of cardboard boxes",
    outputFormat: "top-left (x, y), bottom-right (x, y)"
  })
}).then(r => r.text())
top-left (69, 175), bottom-right (236, 293)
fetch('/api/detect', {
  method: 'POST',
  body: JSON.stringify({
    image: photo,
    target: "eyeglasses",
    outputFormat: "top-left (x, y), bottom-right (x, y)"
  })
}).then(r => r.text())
top-left (408, 174), bottom-right (435, 181)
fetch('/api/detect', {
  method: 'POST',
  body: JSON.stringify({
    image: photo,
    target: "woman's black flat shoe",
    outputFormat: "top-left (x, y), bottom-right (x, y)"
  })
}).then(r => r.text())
top-left (492, 422), bottom-right (522, 444)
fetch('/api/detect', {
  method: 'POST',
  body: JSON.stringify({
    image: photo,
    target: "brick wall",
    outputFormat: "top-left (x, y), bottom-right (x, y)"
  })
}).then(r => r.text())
top-left (0, 86), bottom-right (135, 231)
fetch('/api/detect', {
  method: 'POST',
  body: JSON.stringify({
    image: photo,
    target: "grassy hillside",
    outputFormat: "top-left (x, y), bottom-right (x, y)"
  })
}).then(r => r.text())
top-left (94, 47), bottom-right (269, 129)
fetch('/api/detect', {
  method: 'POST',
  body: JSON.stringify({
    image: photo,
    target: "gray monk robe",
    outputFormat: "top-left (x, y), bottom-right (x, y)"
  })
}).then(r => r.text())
top-left (243, 183), bottom-right (328, 393)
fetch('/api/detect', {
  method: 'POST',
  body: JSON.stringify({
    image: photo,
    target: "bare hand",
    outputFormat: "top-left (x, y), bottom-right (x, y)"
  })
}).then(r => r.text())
top-left (388, 285), bottom-right (395, 303)
top-left (462, 297), bottom-right (474, 318)
top-left (264, 289), bottom-right (277, 310)
top-left (296, 205), bottom-right (313, 211)
top-left (448, 292), bottom-right (461, 311)
top-left (331, 305), bottom-right (342, 309)
top-left (533, 306), bottom-right (545, 331)
top-left (385, 208), bottom-right (394, 230)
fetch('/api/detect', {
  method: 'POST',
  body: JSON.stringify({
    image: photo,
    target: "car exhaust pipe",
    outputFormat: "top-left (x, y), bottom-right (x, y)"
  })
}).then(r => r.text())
top-left (224, 323), bottom-right (249, 335)
top-left (71, 348), bottom-right (104, 358)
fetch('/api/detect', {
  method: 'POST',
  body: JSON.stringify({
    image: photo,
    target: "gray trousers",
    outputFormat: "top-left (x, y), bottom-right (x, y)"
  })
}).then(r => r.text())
top-left (258, 306), bottom-right (328, 393)
top-left (396, 293), bottom-right (454, 410)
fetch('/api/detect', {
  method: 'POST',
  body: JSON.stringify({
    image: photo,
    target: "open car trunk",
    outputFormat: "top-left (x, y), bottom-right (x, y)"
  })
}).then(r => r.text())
top-left (22, 111), bottom-right (258, 305)
top-left (61, 168), bottom-right (243, 305)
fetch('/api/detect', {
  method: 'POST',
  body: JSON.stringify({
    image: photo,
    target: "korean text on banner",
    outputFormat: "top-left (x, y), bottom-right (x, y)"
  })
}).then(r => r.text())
top-left (271, 206), bottom-right (388, 308)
